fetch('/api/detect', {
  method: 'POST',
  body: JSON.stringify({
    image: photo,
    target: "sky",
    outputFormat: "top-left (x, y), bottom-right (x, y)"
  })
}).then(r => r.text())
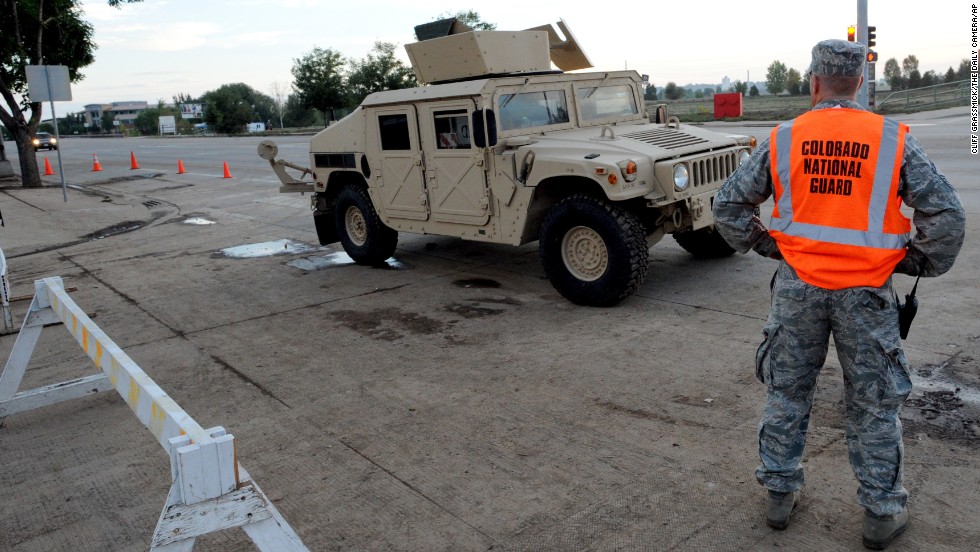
top-left (45, 0), bottom-right (973, 115)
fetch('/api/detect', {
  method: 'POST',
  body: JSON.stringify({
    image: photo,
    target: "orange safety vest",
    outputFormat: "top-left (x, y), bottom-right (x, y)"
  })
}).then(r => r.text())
top-left (769, 108), bottom-right (911, 289)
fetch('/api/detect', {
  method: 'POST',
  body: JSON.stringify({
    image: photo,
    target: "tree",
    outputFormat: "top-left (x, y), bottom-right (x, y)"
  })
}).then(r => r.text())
top-left (944, 67), bottom-right (957, 83)
top-left (956, 59), bottom-right (970, 80)
top-left (663, 82), bottom-right (683, 100)
top-left (921, 70), bottom-right (938, 88)
top-left (269, 81), bottom-right (289, 130)
top-left (883, 58), bottom-right (904, 90)
top-left (765, 60), bottom-right (788, 95)
top-left (901, 55), bottom-right (919, 78)
top-left (133, 107), bottom-right (162, 135)
top-left (786, 68), bottom-right (802, 95)
top-left (200, 83), bottom-right (274, 134)
top-left (101, 111), bottom-right (116, 133)
top-left (749, 85), bottom-right (760, 97)
top-left (1, 0), bottom-right (141, 188)
top-left (346, 42), bottom-right (416, 107)
top-left (731, 80), bottom-right (748, 95)
top-left (291, 47), bottom-right (346, 125)
top-left (908, 68), bottom-right (922, 89)
top-left (800, 76), bottom-right (810, 96)
top-left (644, 84), bottom-right (657, 101)
top-left (282, 93), bottom-right (318, 128)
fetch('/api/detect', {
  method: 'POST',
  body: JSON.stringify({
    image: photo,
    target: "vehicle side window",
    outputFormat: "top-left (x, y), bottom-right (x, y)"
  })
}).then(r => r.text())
top-left (576, 85), bottom-right (638, 121)
top-left (498, 90), bottom-right (569, 131)
top-left (433, 109), bottom-right (471, 149)
top-left (378, 114), bottom-right (411, 150)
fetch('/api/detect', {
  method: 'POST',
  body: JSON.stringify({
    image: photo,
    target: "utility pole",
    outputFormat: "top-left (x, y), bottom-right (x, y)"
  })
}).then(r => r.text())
top-left (856, 0), bottom-right (869, 108)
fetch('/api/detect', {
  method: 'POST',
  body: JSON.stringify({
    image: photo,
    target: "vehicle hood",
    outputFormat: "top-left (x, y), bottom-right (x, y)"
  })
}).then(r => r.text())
top-left (514, 121), bottom-right (741, 160)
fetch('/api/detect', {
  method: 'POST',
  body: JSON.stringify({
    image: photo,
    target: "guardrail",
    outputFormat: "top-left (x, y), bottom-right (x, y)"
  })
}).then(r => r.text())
top-left (0, 276), bottom-right (308, 551)
top-left (877, 80), bottom-right (970, 113)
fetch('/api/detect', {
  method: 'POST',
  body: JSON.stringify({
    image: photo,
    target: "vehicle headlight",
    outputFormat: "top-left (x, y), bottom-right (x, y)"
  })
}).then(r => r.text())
top-left (618, 159), bottom-right (638, 182)
top-left (672, 163), bottom-right (689, 191)
top-left (50, 137), bottom-right (57, 144)
top-left (738, 149), bottom-right (750, 166)
top-left (32, 139), bottom-right (40, 145)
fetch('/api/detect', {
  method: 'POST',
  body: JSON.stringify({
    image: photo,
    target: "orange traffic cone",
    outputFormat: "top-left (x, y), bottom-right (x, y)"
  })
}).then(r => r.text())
top-left (43, 157), bottom-right (54, 176)
top-left (222, 161), bottom-right (232, 179)
top-left (177, 159), bottom-right (186, 174)
top-left (92, 154), bottom-right (103, 172)
top-left (130, 151), bottom-right (140, 170)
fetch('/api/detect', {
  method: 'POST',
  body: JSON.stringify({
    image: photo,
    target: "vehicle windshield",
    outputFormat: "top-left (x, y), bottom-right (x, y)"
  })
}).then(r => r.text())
top-left (576, 85), bottom-right (638, 121)
top-left (498, 90), bottom-right (569, 131)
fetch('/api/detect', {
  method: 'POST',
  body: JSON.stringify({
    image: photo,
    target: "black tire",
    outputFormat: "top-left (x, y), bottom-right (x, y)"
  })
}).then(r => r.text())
top-left (335, 185), bottom-right (397, 266)
top-left (539, 194), bottom-right (648, 307)
top-left (672, 226), bottom-right (736, 258)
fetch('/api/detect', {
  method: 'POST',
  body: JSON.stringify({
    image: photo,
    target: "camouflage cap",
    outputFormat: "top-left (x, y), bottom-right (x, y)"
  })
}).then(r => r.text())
top-left (808, 39), bottom-right (866, 77)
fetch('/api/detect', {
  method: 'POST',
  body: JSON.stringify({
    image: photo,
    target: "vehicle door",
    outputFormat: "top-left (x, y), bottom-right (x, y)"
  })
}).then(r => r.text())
top-left (418, 101), bottom-right (490, 226)
top-left (367, 107), bottom-right (428, 221)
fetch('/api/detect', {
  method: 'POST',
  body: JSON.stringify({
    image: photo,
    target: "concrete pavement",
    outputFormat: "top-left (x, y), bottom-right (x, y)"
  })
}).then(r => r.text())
top-left (0, 108), bottom-right (977, 551)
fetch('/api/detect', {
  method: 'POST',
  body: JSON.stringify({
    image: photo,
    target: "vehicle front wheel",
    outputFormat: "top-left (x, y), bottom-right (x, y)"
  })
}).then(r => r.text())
top-left (335, 185), bottom-right (397, 266)
top-left (672, 226), bottom-right (735, 258)
top-left (539, 194), bottom-right (648, 307)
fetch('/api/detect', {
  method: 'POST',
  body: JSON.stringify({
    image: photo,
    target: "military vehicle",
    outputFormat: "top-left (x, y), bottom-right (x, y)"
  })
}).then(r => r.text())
top-left (259, 19), bottom-right (755, 306)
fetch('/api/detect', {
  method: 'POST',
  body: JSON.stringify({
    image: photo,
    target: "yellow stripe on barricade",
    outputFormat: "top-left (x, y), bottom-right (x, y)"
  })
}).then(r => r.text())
top-left (40, 278), bottom-right (211, 449)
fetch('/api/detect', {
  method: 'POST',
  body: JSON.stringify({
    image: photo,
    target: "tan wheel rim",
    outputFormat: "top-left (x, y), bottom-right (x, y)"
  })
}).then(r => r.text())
top-left (561, 226), bottom-right (608, 282)
top-left (345, 206), bottom-right (368, 247)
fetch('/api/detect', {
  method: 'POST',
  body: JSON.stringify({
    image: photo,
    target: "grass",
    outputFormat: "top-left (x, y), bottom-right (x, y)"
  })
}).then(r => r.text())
top-left (648, 95), bottom-right (812, 123)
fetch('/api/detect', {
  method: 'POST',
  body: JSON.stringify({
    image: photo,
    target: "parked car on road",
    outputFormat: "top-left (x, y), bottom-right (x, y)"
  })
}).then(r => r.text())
top-left (32, 132), bottom-right (57, 151)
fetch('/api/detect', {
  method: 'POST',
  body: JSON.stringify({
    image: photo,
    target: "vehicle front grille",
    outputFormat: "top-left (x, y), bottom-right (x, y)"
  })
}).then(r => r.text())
top-left (690, 151), bottom-right (740, 188)
top-left (621, 128), bottom-right (709, 149)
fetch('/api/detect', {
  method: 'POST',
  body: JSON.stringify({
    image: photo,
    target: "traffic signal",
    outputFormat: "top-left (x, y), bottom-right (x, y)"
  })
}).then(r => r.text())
top-left (847, 25), bottom-right (856, 42)
top-left (867, 50), bottom-right (878, 62)
top-left (867, 26), bottom-right (876, 47)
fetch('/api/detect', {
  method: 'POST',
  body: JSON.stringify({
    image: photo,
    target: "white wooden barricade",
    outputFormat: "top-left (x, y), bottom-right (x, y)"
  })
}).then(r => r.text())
top-left (0, 277), bottom-right (309, 551)
top-left (0, 247), bottom-right (14, 333)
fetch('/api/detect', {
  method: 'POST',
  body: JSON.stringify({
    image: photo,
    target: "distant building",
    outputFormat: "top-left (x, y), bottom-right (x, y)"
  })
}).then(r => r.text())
top-left (83, 101), bottom-right (148, 128)
top-left (721, 76), bottom-right (731, 91)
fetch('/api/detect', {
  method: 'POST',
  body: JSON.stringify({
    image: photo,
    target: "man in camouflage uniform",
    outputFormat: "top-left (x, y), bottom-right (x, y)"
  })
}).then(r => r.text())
top-left (712, 39), bottom-right (965, 550)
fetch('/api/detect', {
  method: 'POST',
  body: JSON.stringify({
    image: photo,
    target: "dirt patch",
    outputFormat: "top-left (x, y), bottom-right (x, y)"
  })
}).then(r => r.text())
top-left (445, 302), bottom-right (504, 318)
top-left (904, 355), bottom-right (980, 447)
top-left (329, 307), bottom-right (449, 341)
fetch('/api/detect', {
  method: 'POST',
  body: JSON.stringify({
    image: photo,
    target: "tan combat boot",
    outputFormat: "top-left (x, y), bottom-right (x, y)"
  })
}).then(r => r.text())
top-left (862, 508), bottom-right (908, 550)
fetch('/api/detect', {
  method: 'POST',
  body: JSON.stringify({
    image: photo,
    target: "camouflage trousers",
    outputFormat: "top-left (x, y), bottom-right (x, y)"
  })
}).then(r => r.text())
top-left (755, 262), bottom-right (912, 516)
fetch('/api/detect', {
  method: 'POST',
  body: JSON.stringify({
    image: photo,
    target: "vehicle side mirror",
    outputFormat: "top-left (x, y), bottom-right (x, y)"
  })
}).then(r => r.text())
top-left (472, 109), bottom-right (497, 148)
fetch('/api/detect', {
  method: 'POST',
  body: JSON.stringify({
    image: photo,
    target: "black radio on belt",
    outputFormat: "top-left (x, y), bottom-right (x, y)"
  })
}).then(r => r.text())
top-left (896, 276), bottom-right (920, 340)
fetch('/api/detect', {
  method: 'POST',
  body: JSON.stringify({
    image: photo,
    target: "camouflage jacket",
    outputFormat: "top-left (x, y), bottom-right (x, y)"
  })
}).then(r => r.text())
top-left (712, 99), bottom-right (966, 277)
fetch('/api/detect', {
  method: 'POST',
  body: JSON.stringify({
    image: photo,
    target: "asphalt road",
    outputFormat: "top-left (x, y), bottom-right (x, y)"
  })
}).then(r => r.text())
top-left (0, 106), bottom-right (976, 551)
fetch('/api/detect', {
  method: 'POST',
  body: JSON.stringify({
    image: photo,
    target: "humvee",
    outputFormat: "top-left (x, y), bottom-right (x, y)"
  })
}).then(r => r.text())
top-left (260, 19), bottom-right (755, 306)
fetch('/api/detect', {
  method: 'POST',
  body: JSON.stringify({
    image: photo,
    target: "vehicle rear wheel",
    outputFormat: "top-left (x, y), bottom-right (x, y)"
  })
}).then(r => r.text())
top-left (539, 194), bottom-right (648, 307)
top-left (335, 185), bottom-right (397, 266)
top-left (672, 226), bottom-right (735, 258)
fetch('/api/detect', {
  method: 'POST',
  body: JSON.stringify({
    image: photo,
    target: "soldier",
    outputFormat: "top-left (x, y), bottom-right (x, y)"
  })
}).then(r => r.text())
top-left (712, 39), bottom-right (966, 550)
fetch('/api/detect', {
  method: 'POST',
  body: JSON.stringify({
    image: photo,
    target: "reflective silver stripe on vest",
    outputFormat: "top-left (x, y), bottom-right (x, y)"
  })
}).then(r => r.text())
top-left (773, 121), bottom-right (795, 221)
top-left (770, 115), bottom-right (907, 250)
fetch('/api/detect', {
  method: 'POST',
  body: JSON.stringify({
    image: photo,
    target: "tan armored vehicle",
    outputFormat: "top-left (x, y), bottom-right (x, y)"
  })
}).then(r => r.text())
top-left (260, 19), bottom-right (755, 306)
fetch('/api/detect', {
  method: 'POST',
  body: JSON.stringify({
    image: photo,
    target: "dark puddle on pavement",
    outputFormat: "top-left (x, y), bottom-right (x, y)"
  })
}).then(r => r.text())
top-left (83, 220), bottom-right (146, 240)
top-left (453, 278), bottom-right (501, 289)
top-left (903, 359), bottom-right (980, 446)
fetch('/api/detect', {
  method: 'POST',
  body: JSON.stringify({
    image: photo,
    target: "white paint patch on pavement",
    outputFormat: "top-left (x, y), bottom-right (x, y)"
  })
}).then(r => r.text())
top-left (220, 239), bottom-right (315, 258)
